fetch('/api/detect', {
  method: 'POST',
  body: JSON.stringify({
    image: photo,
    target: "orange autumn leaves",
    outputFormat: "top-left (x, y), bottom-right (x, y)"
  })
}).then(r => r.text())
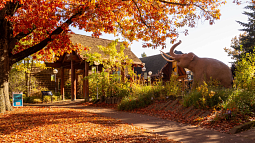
top-left (1, 0), bottom-right (225, 62)
top-left (0, 107), bottom-right (176, 142)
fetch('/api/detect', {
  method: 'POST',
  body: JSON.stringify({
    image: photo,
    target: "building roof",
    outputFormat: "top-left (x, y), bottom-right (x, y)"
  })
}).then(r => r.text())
top-left (139, 51), bottom-right (183, 76)
top-left (69, 33), bottom-right (142, 64)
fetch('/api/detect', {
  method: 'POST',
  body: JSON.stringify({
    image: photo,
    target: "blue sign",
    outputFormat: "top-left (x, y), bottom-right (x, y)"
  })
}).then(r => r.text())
top-left (13, 93), bottom-right (23, 107)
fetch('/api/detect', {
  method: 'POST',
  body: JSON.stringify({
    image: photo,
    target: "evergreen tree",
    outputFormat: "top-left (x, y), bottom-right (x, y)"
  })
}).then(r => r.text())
top-left (234, 4), bottom-right (255, 56)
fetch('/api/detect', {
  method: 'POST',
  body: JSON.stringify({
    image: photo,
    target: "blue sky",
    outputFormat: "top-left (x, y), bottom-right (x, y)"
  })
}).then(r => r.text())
top-left (71, 1), bottom-right (249, 67)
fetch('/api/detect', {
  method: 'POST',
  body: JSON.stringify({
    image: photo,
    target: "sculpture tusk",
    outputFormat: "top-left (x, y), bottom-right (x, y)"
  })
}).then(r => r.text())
top-left (160, 51), bottom-right (175, 62)
top-left (160, 50), bottom-right (175, 59)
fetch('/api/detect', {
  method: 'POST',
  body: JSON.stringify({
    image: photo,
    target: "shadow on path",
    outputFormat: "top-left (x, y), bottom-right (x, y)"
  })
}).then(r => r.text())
top-left (26, 101), bottom-right (254, 143)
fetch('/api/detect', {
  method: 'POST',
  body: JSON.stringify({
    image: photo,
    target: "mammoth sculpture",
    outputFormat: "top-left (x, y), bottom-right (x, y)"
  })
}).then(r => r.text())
top-left (161, 40), bottom-right (233, 88)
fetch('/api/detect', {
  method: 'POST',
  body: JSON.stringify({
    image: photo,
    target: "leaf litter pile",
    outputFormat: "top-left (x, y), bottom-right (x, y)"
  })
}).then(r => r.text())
top-left (0, 107), bottom-right (177, 142)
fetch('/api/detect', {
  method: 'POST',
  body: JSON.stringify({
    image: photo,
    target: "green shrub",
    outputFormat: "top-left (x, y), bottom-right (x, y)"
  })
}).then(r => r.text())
top-left (23, 96), bottom-right (42, 103)
top-left (221, 49), bottom-right (255, 114)
top-left (52, 95), bottom-right (59, 101)
top-left (42, 95), bottom-right (59, 103)
top-left (23, 96), bottom-right (35, 103)
top-left (33, 98), bottom-right (42, 103)
top-left (43, 95), bottom-right (52, 103)
top-left (234, 50), bottom-right (255, 90)
top-left (221, 90), bottom-right (255, 114)
top-left (182, 82), bottom-right (231, 109)
top-left (117, 86), bottom-right (154, 111)
top-left (165, 74), bottom-right (182, 96)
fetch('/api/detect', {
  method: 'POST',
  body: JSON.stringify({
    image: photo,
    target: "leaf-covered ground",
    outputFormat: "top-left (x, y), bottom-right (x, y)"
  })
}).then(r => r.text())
top-left (87, 101), bottom-right (255, 134)
top-left (0, 106), bottom-right (178, 142)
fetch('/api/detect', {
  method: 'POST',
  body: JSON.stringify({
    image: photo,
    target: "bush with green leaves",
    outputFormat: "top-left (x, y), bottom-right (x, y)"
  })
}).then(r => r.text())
top-left (234, 49), bottom-right (255, 90)
top-left (23, 96), bottom-right (42, 103)
top-left (222, 49), bottom-right (255, 114)
top-left (86, 71), bottom-right (130, 101)
top-left (182, 82), bottom-right (231, 109)
top-left (42, 95), bottom-right (59, 103)
top-left (117, 85), bottom-right (154, 111)
top-left (152, 79), bottom-right (165, 99)
top-left (221, 89), bottom-right (255, 114)
top-left (165, 74), bottom-right (182, 97)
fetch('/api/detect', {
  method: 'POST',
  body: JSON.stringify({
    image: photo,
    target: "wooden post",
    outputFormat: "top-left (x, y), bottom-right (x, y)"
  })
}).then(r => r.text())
top-left (71, 60), bottom-right (75, 101)
top-left (121, 63), bottom-right (125, 82)
top-left (82, 69), bottom-right (86, 99)
top-left (85, 61), bottom-right (89, 101)
top-left (74, 69), bottom-right (77, 100)
top-left (60, 67), bottom-right (65, 100)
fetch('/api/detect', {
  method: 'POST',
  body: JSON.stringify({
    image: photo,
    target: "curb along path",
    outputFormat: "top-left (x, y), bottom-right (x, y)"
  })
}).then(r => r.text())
top-left (27, 100), bottom-right (255, 143)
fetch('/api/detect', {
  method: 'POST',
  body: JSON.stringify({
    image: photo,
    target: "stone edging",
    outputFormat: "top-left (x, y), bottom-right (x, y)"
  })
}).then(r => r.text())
top-left (229, 121), bottom-right (255, 134)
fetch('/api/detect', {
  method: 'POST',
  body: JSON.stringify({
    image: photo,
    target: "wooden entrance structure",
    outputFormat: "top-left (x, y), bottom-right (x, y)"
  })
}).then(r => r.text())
top-left (45, 51), bottom-right (142, 101)
top-left (45, 51), bottom-right (90, 101)
top-left (45, 33), bottom-right (143, 101)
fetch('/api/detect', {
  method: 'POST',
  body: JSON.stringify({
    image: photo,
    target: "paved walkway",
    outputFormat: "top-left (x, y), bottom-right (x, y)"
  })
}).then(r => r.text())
top-left (26, 100), bottom-right (255, 143)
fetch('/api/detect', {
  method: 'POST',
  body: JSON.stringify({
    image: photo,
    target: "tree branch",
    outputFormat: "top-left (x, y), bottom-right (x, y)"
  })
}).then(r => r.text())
top-left (8, 26), bottom-right (36, 55)
top-left (131, 0), bottom-right (151, 28)
top-left (158, 0), bottom-right (190, 6)
top-left (10, 6), bottom-right (88, 64)
top-left (14, 25), bottom-right (37, 40)
top-left (6, 1), bottom-right (22, 16)
top-left (159, 0), bottom-right (213, 17)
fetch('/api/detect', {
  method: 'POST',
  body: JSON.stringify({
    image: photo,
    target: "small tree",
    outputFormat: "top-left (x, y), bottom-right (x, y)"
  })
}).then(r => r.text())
top-left (141, 52), bottom-right (147, 58)
top-left (84, 40), bottom-right (134, 100)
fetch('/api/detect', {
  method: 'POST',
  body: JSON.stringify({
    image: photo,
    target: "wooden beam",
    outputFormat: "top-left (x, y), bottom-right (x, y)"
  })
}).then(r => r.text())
top-left (75, 69), bottom-right (78, 99)
top-left (57, 63), bottom-right (85, 69)
top-left (45, 62), bottom-right (85, 68)
top-left (67, 55), bottom-right (80, 61)
top-left (71, 60), bottom-right (76, 101)
top-left (45, 63), bottom-right (63, 68)
top-left (83, 69), bottom-right (86, 99)
top-left (60, 53), bottom-right (66, 63)
top-left (61, 68), bottom-right (65, 100)
top-left (85, 61), bottom-right (89, 101)
top-left (62, 54), bottom-right (67, 63)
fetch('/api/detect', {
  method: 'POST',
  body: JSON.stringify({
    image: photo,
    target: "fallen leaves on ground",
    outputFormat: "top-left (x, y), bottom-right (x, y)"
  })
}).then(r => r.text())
top-left (87, 101), bottom-right (255, 134)
top-left (0, 106), bottom-right (178, 142)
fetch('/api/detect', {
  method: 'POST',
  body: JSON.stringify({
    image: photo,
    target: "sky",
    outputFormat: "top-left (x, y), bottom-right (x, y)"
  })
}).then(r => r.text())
top-left (71, 1), bottom-right (249, 67)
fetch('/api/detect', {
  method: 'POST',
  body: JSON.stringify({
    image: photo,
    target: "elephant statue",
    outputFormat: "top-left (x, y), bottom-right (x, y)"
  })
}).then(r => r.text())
top-left (160, 40), bottom-right (233, 88)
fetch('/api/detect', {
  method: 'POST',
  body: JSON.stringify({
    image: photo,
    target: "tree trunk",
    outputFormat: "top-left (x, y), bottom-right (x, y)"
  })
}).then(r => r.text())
top-left (0, 12), bottom-right (13, 113)
top-left (0, 38), bottom-right (13, 113)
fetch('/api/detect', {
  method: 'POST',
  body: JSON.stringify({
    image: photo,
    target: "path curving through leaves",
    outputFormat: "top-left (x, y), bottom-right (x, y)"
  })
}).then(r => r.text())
top-left (0, 107), bottom-right (178, 142)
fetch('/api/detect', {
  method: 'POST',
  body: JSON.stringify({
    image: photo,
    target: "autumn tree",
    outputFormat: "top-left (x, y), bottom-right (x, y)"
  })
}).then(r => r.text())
top-left (0, 0), bottom-right (225, 113)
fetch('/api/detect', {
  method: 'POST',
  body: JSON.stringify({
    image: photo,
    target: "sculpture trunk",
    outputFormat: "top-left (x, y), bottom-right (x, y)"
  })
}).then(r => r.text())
top-left (169, 40), bottom-right (182, 58)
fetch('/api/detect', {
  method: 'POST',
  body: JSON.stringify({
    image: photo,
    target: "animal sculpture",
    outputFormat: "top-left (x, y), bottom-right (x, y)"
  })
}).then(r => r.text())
top-left (161, 40), bottom-right (233, 88)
